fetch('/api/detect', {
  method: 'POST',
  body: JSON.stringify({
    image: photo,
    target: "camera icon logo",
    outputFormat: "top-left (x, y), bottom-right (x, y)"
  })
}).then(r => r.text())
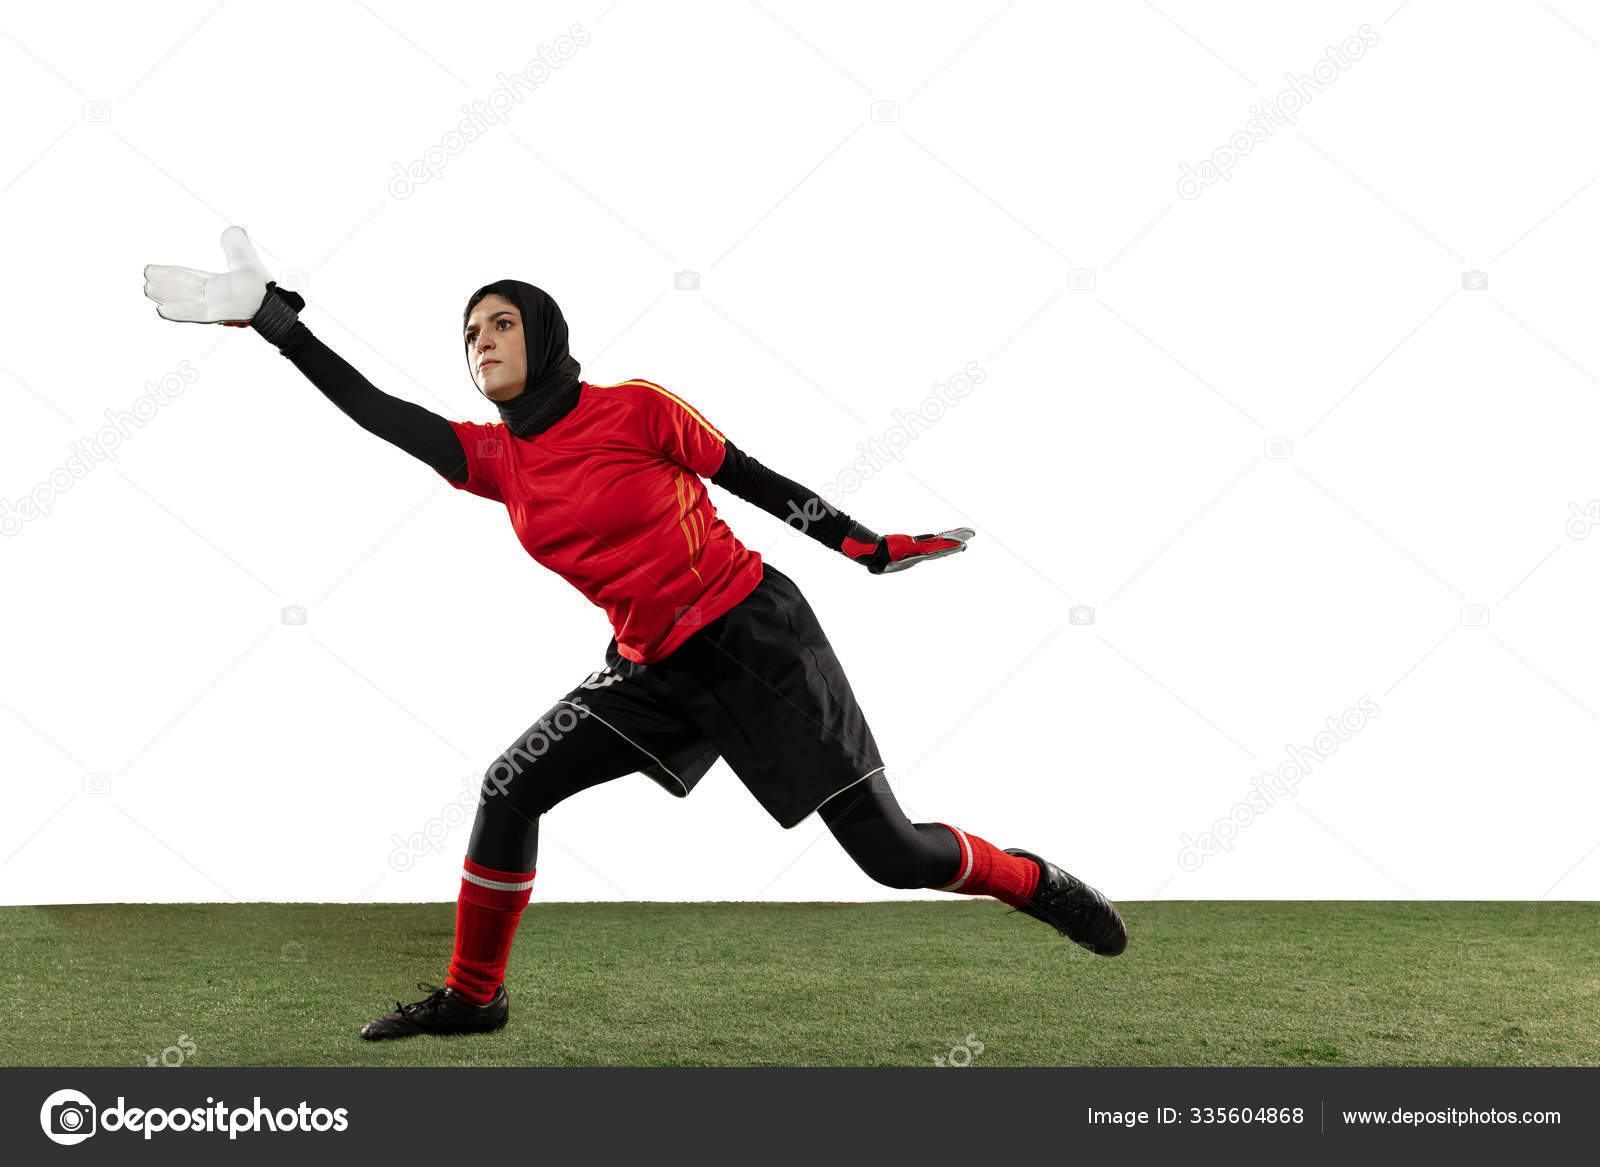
top-left (40, 1088), bottom-right (97, 1145)
top-left (673, 270), bottom-right (701, 291)
top-left (81, 100), bottom-right (112, 123)
top-left (1460, 604), bottom-right (1490, 627)
top-left (870, 100), bottom-right (901, 122)
top-left (1068, 268), bottom-right (1097, 292)
top-left (82, 772), bottom-right (112, 797)
top-left (1069, 604), bottom-right (1096, 626)
top-left (281, 941), bottom-right (308, 962)
top-left (281, 604), bottom-right (308, 626)
top-left (477, 437), bottom-right (504, 459)
top-left (1461, 270), bottom-right (1488, 291)
top-left (277, 269), bottom-right (309, 293)
top-left (1264, 437), bottom-right (1293, 460)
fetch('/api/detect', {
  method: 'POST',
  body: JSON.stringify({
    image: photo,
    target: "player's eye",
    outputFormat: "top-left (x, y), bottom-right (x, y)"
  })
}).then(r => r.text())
top-left (466, 319), bottom-right (512, 344)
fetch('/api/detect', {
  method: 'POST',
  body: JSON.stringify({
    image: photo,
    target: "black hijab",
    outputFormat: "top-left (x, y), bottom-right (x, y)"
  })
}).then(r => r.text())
top-left (463, 279), bottom-right (583, 438)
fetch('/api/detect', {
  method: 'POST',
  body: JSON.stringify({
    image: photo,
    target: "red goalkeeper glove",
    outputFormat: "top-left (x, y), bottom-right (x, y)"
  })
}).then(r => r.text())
top-left (841, 527), bottom-right (975, 574)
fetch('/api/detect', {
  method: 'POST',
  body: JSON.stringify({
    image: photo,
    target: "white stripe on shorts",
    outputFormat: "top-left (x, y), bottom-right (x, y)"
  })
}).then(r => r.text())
top-left (559, 699), bottom-right (689, 795)
top-left (815, 765), bottom-right (886, 813)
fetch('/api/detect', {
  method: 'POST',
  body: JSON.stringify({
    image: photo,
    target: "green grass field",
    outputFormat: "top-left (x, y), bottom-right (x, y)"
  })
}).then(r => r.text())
top-left (2, 901), bottom-right (1596, 1066)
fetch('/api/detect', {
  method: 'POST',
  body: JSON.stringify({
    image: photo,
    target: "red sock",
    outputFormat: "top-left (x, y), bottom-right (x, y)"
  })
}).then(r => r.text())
top-left (444, 858), bottom-right (535, 1004)
top-left (931, 824), bottom-right (1039, 909)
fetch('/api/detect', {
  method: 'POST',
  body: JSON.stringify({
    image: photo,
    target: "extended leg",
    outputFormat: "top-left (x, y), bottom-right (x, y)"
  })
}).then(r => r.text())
top-left (821, 771), bottom-right (1127, 956)
top-left (821, 772), bottom-right (1034, 901)
top-left (819, 771), bottom-right (961, 888)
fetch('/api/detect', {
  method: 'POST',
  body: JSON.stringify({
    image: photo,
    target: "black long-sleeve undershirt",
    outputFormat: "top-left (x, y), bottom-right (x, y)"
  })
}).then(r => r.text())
top-left (260, 312), bottom-right (874, 552)
top-left (711, 443), bottom-right (874, 550)
top-left (275, 320), bottom-right (469, 484)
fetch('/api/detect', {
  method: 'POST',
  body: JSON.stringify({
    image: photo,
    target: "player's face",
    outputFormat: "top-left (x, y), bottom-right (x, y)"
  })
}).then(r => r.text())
top-left (465, 294), bottom-right (528, 402)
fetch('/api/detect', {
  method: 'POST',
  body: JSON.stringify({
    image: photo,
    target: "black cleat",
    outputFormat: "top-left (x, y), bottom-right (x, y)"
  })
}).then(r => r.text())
top-left (360, 982), bottom-right (509, 1040)
top-left (1005, 848), bottom-right (1128, 956)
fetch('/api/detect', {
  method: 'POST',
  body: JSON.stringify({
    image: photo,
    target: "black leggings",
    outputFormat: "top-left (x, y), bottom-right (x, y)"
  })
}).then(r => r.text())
top-left (466, 708), bottom-right (960, 888)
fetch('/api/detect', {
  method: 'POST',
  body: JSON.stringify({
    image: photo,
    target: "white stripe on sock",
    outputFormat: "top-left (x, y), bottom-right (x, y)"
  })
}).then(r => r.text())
top-left (462, 868), bottom-right (536, 892)
top-left (936, 826), bottom-right (974, 892)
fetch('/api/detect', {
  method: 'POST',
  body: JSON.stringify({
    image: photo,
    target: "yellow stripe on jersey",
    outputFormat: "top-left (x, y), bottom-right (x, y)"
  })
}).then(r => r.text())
top-left (672, 466), bottom-right (704, 584)
top-left (601, 378), bottom-right (726, 443)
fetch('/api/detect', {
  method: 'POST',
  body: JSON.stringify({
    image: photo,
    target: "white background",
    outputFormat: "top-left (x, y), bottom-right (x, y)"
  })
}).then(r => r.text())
top-left (3, 0), bottom-right (1599, 905)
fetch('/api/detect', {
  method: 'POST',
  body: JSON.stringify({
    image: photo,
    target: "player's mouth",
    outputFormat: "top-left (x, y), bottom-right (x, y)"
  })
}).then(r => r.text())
top-left (479, 360), bottom-right (500, 372)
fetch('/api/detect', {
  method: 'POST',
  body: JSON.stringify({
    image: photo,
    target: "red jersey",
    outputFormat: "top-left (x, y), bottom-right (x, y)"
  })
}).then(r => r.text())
top-left (441, 378), bottom-right (764, 663)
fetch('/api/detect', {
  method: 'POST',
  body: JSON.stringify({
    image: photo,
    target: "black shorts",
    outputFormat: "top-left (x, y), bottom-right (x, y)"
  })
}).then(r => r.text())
top-left (554, 565), bottom-right (884, 828)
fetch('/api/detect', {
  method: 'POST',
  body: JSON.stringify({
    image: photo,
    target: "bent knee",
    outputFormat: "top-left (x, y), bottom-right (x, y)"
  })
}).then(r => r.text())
top-left (478, 766), bottom-right (570, 819)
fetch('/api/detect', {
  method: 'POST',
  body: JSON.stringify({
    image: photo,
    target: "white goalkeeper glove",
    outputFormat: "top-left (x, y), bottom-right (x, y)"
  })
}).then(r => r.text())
top-left (144, 225), bottom-right (302, 340)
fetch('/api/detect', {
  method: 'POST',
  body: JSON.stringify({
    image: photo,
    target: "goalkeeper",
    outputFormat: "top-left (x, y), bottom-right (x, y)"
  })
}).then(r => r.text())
top-left (144, 227), bottom-right (1127, 1041)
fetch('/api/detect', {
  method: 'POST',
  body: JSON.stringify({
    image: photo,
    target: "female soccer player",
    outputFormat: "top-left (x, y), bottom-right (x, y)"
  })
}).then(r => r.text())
top-left (144, 227), bottom-right (1127, 1041)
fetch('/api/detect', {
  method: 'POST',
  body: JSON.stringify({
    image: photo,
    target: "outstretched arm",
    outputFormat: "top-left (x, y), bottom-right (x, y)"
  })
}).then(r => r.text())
top-left (710, 441), bottom-right (973, 574)
top-left (144, 226), bottom-right (468, 484)
top-left (250, 290), bottom-right (468, 484)
top-left (711, 441), bottom-right (867, 548)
